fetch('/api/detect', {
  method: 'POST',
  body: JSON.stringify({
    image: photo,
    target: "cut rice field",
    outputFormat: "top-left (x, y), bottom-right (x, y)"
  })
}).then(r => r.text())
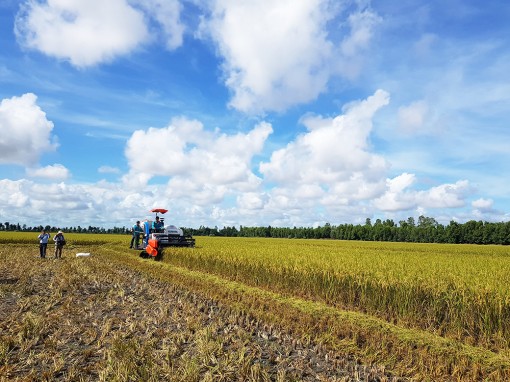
top-left (1, 232), bottom-right (510, 381)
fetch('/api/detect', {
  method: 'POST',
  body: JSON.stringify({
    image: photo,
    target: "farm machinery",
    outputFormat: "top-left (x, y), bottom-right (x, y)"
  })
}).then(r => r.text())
top-left (137, 208), bottom-right (195, 259)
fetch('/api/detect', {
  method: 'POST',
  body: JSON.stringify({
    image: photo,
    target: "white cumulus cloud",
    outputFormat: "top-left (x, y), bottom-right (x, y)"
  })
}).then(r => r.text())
top-left (14, 0), bottom-right (184, 68)
top-left (472, 198), bottom-right (493, 211)
top-left (26, 164), bottom-right (70, 180)
top-left (0, 93), bottom-right (57, 166)
top-left (200, 0), bottom-right (380, 113)
top-left (123, 117), bottom-right (273, 203)
top-left (252, 89), bottom-right (390, 224)
top-left (374, 178), bottom-right (472, 212)
top-left (260, 89), bottom-right (390, 194)
top-left (417, 180), bottom-right (471, 209)
top-left (372, 173), bottom-right (417, 211)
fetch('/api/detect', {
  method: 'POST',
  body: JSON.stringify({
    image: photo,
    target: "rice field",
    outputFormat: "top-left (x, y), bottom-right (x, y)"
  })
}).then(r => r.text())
top-left (164, 238), bottom-right (510, 350)
top-left (1, 232), bottom-right (510, 381)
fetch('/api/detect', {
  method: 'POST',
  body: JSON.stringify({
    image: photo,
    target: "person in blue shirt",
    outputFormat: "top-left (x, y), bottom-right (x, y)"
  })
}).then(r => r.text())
top-left (37, 229), bottom-right (50, 258)
top-left (152, 216), bottom-right (164, 233)
top-left (130, 221), bottom-right (143, 249)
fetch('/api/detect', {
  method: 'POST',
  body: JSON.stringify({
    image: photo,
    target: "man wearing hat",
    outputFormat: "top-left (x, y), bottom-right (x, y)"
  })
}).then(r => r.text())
top-left (53, 230), bottom-right (66, 259)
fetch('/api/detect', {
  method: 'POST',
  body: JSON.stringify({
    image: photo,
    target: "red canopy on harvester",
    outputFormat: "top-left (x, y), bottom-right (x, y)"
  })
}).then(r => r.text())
top-left (150, 208), bottom-right (168, 214)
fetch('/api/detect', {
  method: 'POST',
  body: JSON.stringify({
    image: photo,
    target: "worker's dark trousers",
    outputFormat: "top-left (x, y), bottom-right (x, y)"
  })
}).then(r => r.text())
top-left (130, 234), bottom-right (140, 248)
top-left (54, 245), bottom-right (63, 259)
top-left (39, 243), bottom-right (47, 258)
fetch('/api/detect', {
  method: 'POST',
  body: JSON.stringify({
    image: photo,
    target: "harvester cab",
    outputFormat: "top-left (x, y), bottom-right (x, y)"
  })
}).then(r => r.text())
top-left (139, 208), bottom-right (195, 259)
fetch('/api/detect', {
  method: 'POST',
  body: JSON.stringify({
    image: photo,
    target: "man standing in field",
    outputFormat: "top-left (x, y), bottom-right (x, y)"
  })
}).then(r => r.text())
top-left (37, 229), bottom-right (50, 258)
top-left (130, 221), bottom-right (143, 249)
top-left (53, 230), bottom-right (65, 259)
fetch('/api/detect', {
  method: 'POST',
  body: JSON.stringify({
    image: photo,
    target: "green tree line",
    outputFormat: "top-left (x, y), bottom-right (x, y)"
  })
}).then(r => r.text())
top-left (0, 222), bottom-right (129, 235)
top-left (2, 216), bottom-right (510, 245)
top-left (188, 216), bottom-right (510, 245)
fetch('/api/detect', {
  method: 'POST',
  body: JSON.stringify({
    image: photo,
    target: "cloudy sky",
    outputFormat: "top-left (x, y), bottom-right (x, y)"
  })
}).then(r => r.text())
top-left (1, 0), bottom-right (509, 229)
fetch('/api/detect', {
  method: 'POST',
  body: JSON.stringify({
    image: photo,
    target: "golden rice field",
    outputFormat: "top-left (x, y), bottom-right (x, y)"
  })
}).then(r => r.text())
top-left (1, 232), bottom-right (510, 381)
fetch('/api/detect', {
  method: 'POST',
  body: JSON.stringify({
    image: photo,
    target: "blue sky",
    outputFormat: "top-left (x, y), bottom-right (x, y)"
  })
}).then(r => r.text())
top-left (1, 0), bottom-right (509, 229)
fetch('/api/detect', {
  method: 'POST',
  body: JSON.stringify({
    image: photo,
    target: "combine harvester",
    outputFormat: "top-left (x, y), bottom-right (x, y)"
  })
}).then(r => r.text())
top-left (138, 208), bottom-right (195, 259)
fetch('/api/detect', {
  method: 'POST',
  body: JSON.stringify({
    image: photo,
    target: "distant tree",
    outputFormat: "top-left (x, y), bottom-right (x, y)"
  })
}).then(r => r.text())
top-left (383, 219), bottom-right (395, 227)
top-left (445, 220), bottom-right (462, 244)
top-left (417, 215), bottom-right (438, 228)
